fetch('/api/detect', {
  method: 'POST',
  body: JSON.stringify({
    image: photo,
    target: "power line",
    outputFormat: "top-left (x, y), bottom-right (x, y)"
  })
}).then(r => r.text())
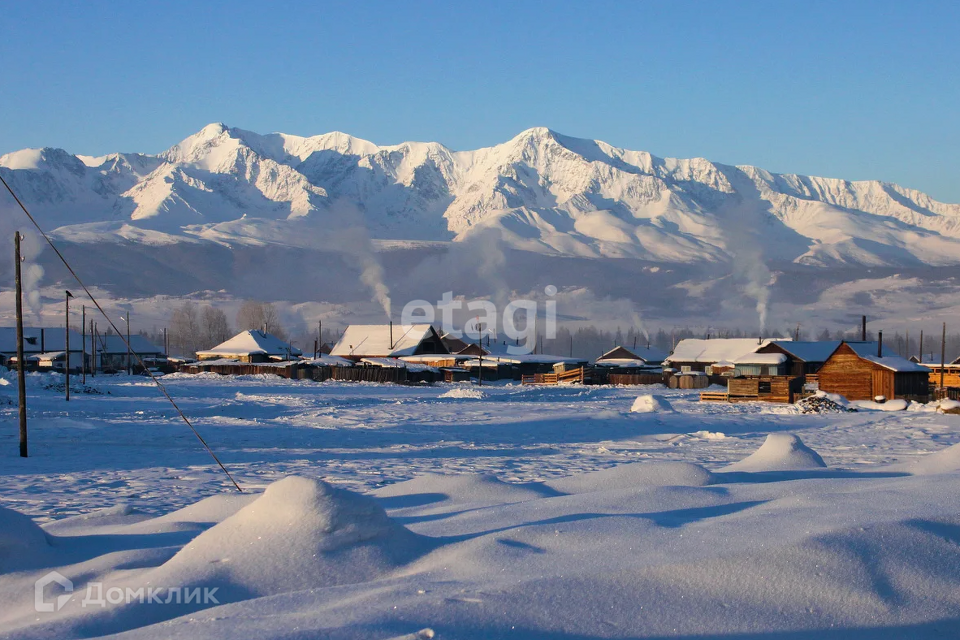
top-left (1, 174), bottom-right (242, 493)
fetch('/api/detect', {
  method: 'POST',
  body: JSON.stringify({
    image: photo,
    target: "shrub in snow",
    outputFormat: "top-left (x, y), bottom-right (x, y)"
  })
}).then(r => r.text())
top-left (153, 477), bottom-right (428, 597)
top-left (631, 394), bottom-right (671, 413)
top-left (723, 433), bottom-right (827, 472)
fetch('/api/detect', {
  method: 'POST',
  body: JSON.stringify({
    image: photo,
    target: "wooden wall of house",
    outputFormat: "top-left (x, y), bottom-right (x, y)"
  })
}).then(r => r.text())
top-left (728, 376), bottom-right (797, 403)
top-left (926, 367), bottom-right (960, 388)
top-left (817, 344), bottom-right (875, 400)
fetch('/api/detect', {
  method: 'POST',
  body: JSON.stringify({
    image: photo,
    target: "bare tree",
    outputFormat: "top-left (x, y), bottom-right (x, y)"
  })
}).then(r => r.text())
top-left (169, 301), bottom-right (201, 357)
top-left (236, 300), bottom-right (286, 339)
top-left (200, 305), bottom-right (232, 348)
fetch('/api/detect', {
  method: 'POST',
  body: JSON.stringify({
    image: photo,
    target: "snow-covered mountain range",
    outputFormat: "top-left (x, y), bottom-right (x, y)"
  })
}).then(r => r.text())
top-left (3, 123), bottom-right (959, 267)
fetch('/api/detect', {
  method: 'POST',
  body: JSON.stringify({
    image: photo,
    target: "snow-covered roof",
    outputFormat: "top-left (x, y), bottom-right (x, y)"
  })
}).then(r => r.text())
top-left (97, 334), bottom-right (164, 355)
top-left (331, 324), bottom-right (446, 358)
top-left (300, 354), bottom-right (353, 367)
top-left (465, 354), bottom-right (587, 365)
top-left (597, 345), bottom-right (668, 364)
top-left (732, 353), bottom-right (788, 365)
top-left (593, 358), bottom-right (660, 369)
top-left (457, 340), bottom-right (529, 357)
top-left (767, 340), bottom-right (841, 363)
top-left (196, 330), bottom-right (301, 358)
top-left (359, 357), bottom-right (438, 372)
top-left (664, 338), bottom-right (778, 364)
top-left (842, 342), bottom-right (931, 372)
top-left (0, 327), bottom-right (83, 353)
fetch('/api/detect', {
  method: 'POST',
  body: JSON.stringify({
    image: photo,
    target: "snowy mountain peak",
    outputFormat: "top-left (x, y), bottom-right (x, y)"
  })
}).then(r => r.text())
top-left (2, 125), bottom-right (959, 266)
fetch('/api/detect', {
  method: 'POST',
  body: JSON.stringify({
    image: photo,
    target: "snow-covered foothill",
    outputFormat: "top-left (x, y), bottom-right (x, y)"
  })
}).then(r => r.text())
top-left (630, 394), bottom-right (672, 413)
top-left (723, 433), bottom-right (827, 472)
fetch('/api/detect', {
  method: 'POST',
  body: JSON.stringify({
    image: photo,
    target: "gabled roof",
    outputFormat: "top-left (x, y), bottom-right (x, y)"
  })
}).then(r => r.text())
top-left (330, 324), bottom-right (447, 358)
top-left (440, 333), bottom-right (470, 354)
top-left (597, 345), bottom-right (668, 364)
top-left (97, 334), bottom-right (164, 355)
top-left (196, 330), bottom-right (301, 358)
top-left (457, 340), bottom-right (524, 357)
top-left (664, 338), bottom-right (779, 365)
top-left (765, 340), bottom-right (842, 363)
top-left (732, 352), bottom-right (787, 365)
top-left (834, 341), bottom-right (930, 373)
top-left (910, 355), bottom-right (960, 366)
top-left (0, 327), bottom-right (83, 353)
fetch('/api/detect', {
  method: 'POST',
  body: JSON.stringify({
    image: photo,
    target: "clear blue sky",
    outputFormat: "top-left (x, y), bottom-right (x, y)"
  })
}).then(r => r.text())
top-left (2, 1), bottom-right (958, 202)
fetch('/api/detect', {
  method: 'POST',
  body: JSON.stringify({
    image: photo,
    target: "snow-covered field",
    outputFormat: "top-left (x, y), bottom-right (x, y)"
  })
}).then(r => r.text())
top-left (2, 372), bottom-right (960, 638)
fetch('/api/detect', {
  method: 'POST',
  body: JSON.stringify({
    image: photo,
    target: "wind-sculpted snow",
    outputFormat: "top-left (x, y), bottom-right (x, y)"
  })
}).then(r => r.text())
top-left (3, 124), bottom-right (960, 267)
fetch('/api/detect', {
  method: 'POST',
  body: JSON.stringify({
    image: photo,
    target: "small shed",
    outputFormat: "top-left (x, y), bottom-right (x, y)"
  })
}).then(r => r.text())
top-left (817, 341), bottom-right (930, 402)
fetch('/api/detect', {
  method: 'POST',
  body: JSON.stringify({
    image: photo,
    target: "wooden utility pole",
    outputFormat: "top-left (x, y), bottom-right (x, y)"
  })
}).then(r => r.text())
top-left (15, 233), bottom-right (27, 457)
top-left (919, 330), bottom-right (924, 363)
top-left (476, 319), bottom-right (484, 387)
top-left (91, 320), bottom-right (97, 376)
top-left (126, 313), bottom-right (132, 374)
top-left (65, 291), bottom-right (73, 401)
top-left (941, 322), bottom-right (947, 398)
top-left (81, 305), bottom-right (86, 384)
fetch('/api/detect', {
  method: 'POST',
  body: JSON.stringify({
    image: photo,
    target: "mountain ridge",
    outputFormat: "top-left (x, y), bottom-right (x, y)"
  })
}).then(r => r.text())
top-left (2, 124), bottom-right (959, 267)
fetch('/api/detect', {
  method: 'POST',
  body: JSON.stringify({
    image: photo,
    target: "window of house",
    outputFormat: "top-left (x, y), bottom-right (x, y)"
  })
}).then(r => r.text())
top-left (758, 381), bottom-right (772, 394)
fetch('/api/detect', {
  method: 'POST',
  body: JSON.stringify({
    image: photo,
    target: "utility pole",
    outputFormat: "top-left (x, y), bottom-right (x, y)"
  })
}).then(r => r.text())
top-left (65, 290), bottom-right (73, 401)
top-left (941, 322), bottom-right (947, 399)
top-left (81, 304), bottom-right (86, 384)
top-left (919, 330), bottom-right (924, 363)
top-left (91, 320), bottom-right (97, 376)
top-left (15, 233), bottom-right (27, 457)
top-left (476, 318), bottom-right (484, 387)
top-left (120, 313), bottom-right (131, 374)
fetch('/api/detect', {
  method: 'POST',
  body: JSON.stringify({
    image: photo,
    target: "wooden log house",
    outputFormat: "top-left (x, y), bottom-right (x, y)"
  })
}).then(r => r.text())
top-left (817, 341), bottom-right (930, 402)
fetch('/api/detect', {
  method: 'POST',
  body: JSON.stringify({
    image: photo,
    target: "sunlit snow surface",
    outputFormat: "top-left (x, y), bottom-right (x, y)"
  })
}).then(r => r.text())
top-left (2, 373), bottom-right (960, 639)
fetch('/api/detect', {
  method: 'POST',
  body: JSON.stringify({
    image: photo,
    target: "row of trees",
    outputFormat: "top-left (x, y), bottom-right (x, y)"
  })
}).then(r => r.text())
top-left (165, 301), bottom-right (287, 357)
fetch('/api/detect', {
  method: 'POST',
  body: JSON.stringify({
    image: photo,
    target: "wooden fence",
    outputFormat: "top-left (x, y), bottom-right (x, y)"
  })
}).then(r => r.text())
top-left (606, 373), bottom-right (665, 386)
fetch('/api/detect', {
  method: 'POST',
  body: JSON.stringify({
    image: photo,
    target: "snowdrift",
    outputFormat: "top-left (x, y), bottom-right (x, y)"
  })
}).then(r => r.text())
top-left (0, 505), bottom-right (50, 571)
top-left (723, 433), bottom-right (827, 472)
top-left (630, 394), bottom-right (672, 413)
top-left (889, 442), bottom-right (960, 475)
top-left (374, 473), bottom-right (558, 508)
top-left (150, 477), bottom-right (428, 597)
top-left (547, 461), bottom-right (714, 494)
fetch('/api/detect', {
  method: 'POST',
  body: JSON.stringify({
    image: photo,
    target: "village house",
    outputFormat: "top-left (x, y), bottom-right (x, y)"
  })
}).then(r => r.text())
top-left (0, 327), bottom-right (87, 372)
top-left (196, 330), bottom-right (302, 363)
top-left (754, 340), bottom-right (845, 376)
top-left (594, 345), bottom-right (667, 370)
top-left (331, 324), bottom-right (448, 362)
top-left (664, 338), bottom-right (782, 373)
top-left (817, 341), bottom-right (930, 402)
top-left (95, 334), bottom-right (166, 372)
